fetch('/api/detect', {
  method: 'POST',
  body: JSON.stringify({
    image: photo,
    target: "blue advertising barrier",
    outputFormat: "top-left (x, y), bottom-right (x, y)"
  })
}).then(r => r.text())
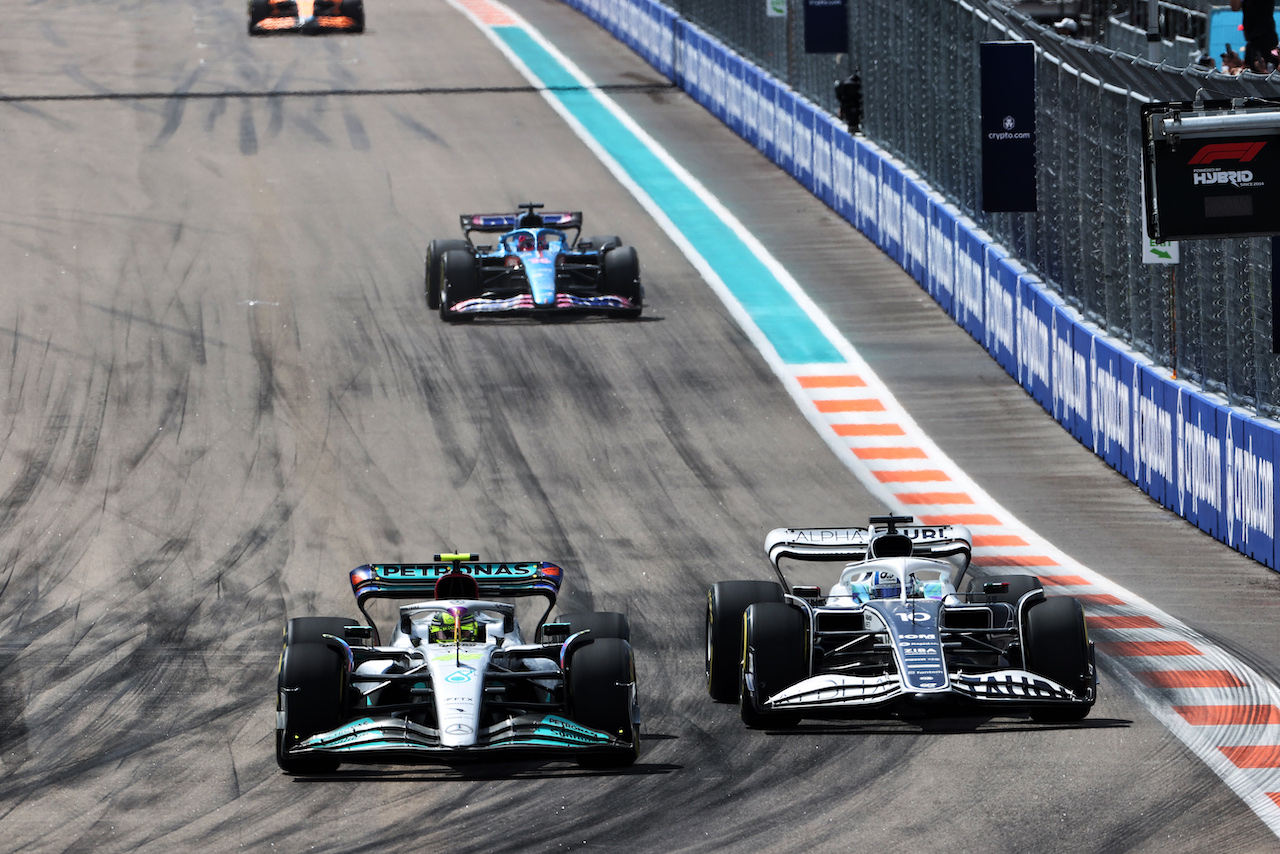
top-left (813, 112), bottom-right (837, 210)
top-left (954, 223), bottom-right (985, 339)
top-left (854, 141), bottom-right (880, 246)
top-left (1134, 364), bottom-right (1175, 511)
top-left (1176, 390), bottom-right (1228, 540)
top-left (1226, 410), bottom-right (1277, 567)
top-left (927, 200), bottom-right (957, 315)
top-left (1051, 305), bottom-right (1085, 442)
top-left (902, 178), bottom-right (929, 287)
top-left (832, 130), bottom-right (857, 225)
top-left (1017, 276), bottom-right (1054, 413)
top-left (877, 158), bottom-right (904, 266)
top-left (985, 252), bottom-right (1018, 377)
top-left (1089, 335), bottom-right (1130, 475)
top-left (792, 99), bottom-right (816, 197)
top-left (560, 0), bottom-right (1280, 571)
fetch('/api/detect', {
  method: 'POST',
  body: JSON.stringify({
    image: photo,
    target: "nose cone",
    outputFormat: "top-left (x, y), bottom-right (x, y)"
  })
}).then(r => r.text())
top-left (525, 256), bottom-right (557, 306)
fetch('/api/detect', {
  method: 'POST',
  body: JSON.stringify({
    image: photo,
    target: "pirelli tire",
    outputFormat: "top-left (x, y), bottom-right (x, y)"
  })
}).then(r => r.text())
top-left (739, 602), bottom-right (806, 729)
top-left (425, 238), bottom-right (468, 310)
top-left (439, 249), bottom-right (480, 322)
top-left (602, 245), bottom-right (643, 318)
top-left (276, 641), bottom-right (347, 774)
top-left (705, 580), bottom-right (786, 702)
top-left (561, 611), bottom-right (630, 641)
top-left (247, 0), bottom-right (272, 34)
top-left (342, 0), bottom-right (365, 31)
top-left (1023, 595), bottom-right (1095, 723)
top-left (568, 637), bottom-right (641, 767)
top-left (283, 616), bottom-right (355, 646)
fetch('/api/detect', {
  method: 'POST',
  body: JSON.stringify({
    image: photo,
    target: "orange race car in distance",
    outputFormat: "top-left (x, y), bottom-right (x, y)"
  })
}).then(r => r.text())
top-left (248, 0), bottom-right (364, 35)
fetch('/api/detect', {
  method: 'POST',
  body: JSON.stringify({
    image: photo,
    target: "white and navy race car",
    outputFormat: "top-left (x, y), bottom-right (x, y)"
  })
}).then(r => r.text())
top-left (424, 202), bottom-right (643, 320)
top-left (706, 515), bottom-right (1096, 727)
top-left (276, 554), bottom-right (640, 773)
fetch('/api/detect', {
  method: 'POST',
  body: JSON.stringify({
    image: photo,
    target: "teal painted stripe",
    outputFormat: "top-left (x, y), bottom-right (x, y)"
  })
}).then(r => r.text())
top-left (495, 26), bottom-right (844, 365)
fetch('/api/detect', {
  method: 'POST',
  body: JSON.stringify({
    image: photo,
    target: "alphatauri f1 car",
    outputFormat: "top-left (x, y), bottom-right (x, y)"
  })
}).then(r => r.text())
top-left (424, 202), bottom-right (643, 320)
top-left (276, 554), bottom-right (640, 772)
top-left (248, 0), bottom-right (364, 35)
top-left (706, 515), bottom-right (1096, 727)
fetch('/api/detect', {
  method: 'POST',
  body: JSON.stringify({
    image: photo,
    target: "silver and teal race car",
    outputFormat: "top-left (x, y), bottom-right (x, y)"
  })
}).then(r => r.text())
top-left (424, 202), bottom-right (643, 320)
top-left (275, 554), bottom-right (640, 773)
top-left (706, 515), bottom-right (1096, 727)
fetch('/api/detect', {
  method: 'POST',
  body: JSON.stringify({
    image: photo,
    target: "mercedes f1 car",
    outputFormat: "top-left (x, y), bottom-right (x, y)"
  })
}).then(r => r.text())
top-left (276, 553), bottom-right (641, 773)
top-left (424, 202), bottom-right (643, 320)
top-left (248, 0), bottom-right (364, 35)
top-left (705, 515), bottom-right (1096, 727)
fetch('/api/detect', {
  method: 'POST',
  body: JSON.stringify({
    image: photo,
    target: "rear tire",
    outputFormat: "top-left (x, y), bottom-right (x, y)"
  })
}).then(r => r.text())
top-left (560, 611), bottom-right (630, 641)
top-left (342, 0), bottom-right (364, 31)
top-left (568, 638), bottom-right (640, 767)
top-left (276, 642), bottom-right (347, 774)
top-left (248, 0), bottom-right (271, 33)
top-left (425, 239), bottom-right (468, 310)
top-left (739, 602), bottom-right (806, 729)
top-left (966, 574), bottom-right (1042, 606)
top-left (602, 245), bottom-right (642, 317)
top-left (1023, 596), bottom-right (1094, 723)
top-left (584, 234), bottom-right (621, 252)
top-left (439, 249), bottom-right (480, 322)
top-left (706, 580), bottom-right (785, 702)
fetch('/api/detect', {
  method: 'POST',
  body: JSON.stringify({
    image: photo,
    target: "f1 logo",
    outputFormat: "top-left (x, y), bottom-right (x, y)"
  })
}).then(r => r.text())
top-left (1188, 142), bottom-right (1266, 165)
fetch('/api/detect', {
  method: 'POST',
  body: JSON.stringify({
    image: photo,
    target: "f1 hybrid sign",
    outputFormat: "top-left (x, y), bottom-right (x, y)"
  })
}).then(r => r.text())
top-left (1142, 99), bottom-right (1280, 240)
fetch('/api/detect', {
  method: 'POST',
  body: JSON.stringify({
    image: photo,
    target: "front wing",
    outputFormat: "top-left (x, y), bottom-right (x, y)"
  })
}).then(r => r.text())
top-left (764, 669), bottom-right (1094, 712)
top-left (451, 293), bottom-right (639, 315)
top-left (283, 714), bottom-right (633, 762)
top-left (251, 14), bottom-right (360, 32)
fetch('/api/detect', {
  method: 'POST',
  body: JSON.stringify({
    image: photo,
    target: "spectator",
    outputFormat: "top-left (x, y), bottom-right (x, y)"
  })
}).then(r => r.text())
top-left (834, 73), bottom-right (862, 135)
top-left (1222, 42), bottom-right (1247, 73)
top-left (1053, 17), bottom-right (1078, 37)
top-left (1230, 0), bottom-right (1279, 72)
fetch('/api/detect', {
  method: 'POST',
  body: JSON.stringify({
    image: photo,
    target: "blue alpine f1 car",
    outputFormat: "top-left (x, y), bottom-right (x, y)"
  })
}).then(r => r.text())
top-left (424, 203), bottom-right (643, 320)
top-left (276, 553), bottom-right (641, 772)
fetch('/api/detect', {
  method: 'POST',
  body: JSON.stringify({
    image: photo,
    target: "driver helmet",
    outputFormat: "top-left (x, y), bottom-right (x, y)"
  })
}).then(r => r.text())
top-left (429, 605), bottom-right (480, 643)
top-left (517, 233), bottom-right (535, 251)
top-left (870, 570), bottom-right (902, 599)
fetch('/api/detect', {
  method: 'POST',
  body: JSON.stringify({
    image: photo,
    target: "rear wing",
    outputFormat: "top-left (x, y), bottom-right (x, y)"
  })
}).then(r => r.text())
top-left (765, 521), bottom-right (972, 588)
top-left (350, 560), bottom-right (562, 607)
top-left (460, 211), bottom-right (583, 234)
top-left (349, 560), bottom-right (562, 642)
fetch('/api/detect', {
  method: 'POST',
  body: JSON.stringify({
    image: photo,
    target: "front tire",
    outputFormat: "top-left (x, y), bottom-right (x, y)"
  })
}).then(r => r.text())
top-left (425, 239), bottom-right (468, 310)
top-left (276, 642), bottom-right (347, 774)
top-left (739, 602), bottom-right (806, 729)
top-left (602, 245), bottom-right (642, 318)
top-left (342, 0), bottom-right (364, 31)
top-left (283, 616), bottom-right (354, 646)
top-left (706, 580), bottom-right (785, 702)
top-left (568, 637), bottom-right (640, 767)
top-left (1023, 596), bottom-right (1094, 723)
top-left (439, 248), bottom-right (480, 322)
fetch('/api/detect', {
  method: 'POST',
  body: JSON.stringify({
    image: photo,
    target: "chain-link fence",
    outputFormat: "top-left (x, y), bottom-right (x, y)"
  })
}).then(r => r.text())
top-left (669, 0), bottom-right (1280, 415)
